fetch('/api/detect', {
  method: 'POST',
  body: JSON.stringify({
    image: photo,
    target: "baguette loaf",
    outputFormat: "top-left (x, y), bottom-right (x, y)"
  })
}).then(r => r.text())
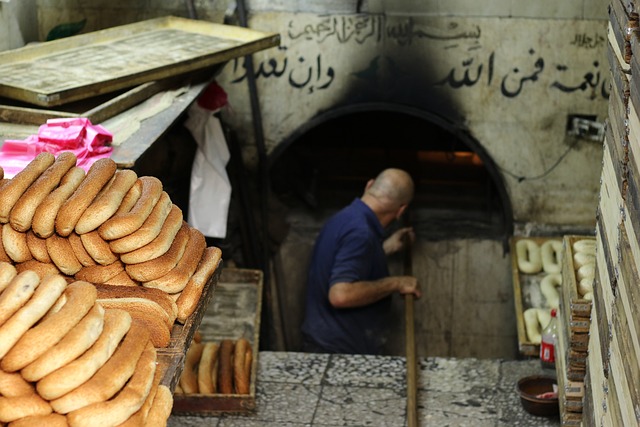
top-left (118, 206), bottom-right (183, 265)
top-left (125, 221), bottom-right (190, 282)
top-left (9, 152), bottom-right (77, 233)
top-left (49, 322), bottom-right (150, 414)
top-left (109, 192), bottom-right (172, 254)
top-left (37, 309), bottom-right (132, 400)
top-left (75, 169), bottom-right (138, 234)
top-left (0, 152), bottom-right (55, 223)
top-left (176, 246), bottom-right (222, 323)
top-left (142, 226), bottom-right (206, 294)
top-left (98, 176), bottom-right (163, 240)
top-left (32, 166), bottom-right (85, 238)
top-left (55, 158), bottom-right (117, 237)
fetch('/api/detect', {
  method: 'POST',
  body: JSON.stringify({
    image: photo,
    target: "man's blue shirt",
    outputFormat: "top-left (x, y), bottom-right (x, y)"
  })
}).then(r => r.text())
top-left (301, 198), bottom-right (391, 354)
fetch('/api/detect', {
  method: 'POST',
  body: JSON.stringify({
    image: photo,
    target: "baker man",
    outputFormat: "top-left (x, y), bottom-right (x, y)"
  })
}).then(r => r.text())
top-left (301, 168), bottom-right (422, 354)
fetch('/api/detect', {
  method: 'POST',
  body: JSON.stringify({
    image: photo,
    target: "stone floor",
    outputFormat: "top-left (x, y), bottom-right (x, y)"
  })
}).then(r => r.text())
top-left (168, 351), bottom-right (561, 427)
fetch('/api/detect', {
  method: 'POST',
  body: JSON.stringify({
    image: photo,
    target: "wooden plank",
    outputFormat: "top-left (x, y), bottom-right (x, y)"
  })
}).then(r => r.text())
top-left (609, 9), bottom-right (633, 64)
top-left (172, 268), bottom-right (263, 415)
top-left (0, 16), bottom-right (280, 107)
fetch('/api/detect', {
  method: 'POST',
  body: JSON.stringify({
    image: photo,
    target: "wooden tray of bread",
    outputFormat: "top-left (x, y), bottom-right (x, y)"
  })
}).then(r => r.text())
top-left (511, 236), bottom-right (564, 356)
top-left (0, 152), bottom-right (223, 426)
top-left (172, 268), bottom-right (263, 415)
top-left (0, 16), bottom-right (279, 107)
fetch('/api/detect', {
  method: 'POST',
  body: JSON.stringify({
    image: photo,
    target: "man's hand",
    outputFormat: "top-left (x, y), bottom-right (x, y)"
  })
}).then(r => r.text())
top-left (383, 227), bottom-right (415, 255)
top-left (395, 275), bottom-right (422, 299)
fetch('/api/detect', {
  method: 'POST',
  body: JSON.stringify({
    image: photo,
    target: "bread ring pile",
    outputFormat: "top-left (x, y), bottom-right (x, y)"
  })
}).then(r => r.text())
top-left (0, 262), bottom-right (173, 426)
top-left (0, 153), bottom-right (223, 347)
top-left (572, 238), bottom-right (596, 300)
top-left (176, 333), bottom-right (252, 396)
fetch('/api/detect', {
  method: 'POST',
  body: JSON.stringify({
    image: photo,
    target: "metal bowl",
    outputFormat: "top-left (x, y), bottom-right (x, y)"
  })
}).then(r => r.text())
top-left (516, 375), bottom-right (560, 417)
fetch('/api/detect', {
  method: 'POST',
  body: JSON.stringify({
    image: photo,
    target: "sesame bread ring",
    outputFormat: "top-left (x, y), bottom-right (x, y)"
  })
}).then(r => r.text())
top-left (74, 260), bottom-right (124, 284)
top-left (1, 280), bottom-right (97, 372)
top-left (540, 273), bottom-right (562, 309)
top-left (117, 353), bottom-right (164, 427)
top-left (180, 342), bottom-right (203, 394)
top-left (233, 338), bottom-right (251, 395)
top-left (540, 240), bottom-right (563, 274)
top-left (523, 307), bottom-right (542, 344)
top-left (55, 158), bottom-right (117, 237)
top-left (176, 246), bottom-right (222, 323)
top-left (0, 262), bottom-right (18, 294)
top-left (45, 234), bottom-right (82, 276)
top-left (37, 309), bottom-right (132, 400)
top-left (0, 274), bottom-right (66, 360)
top-left (572, 238), bottom-right (596, 254)
top-left (0, 236), bottom-right (10, 263)
top-left (80, 230), bottom-right (118, 266)
top-left (125, 221), bottom-right (190, 282)
top-left (577, 263), bottom-right (595, 281)
top-left (66, 341), bottom-right (157, 427)
top-left (573, 252), bottom-right (595, 269)
top-left (119, 206), bottom-right (183, 265)
top-left (75, 169), bottom-right (138, 235)
top-left (113, 178), bottom-right (143, 216)
top-left (142, 226), bottom-right (206, 294)
top-left (9, 152), bottom-right (77, 233)
top-left (21, 303), bottom-right (105, 382)
top-left (145, 385), bottom-right (173, 426)
top-left (7, 413), bottom-right (68, 427)
top-left (103, 270), bottom-right (139, 287)
top-left (97, 299), bottom-right (171, 348)
top-left (32, 166), bottom-right (85, 239)
top-left (516, 239), bottom-right (542, 274)
top-left (198, 342), bottom-right (219, 394)
top-left (0, 369), bottom-right (34, 397)
top-left (93, 284), bottom-right (177, 323)
top-left (49, 322), bottom-right (150, 414)
top-left (15, 260), bottom-right (60, 280)
top-left (98, 176), bottom-right (163, 241)
top-left (2, 224), bottom-right (32, 263)
top-left (0, 152), bottom-right (55, 223)
top-left (67, 232), bottom-right (96, 268)
top-left (0, 393), bottom-right (52, 423)
top-left (25, 231), bottom-right (51, 264)
top-left (109, 192), bottom-right (172, 254)
top-left (218, 340), bottom-right (234, 395)
top-left (578, 278), bottom-right (594, 297)
top-left (0, 270), bottom-right (40, 327)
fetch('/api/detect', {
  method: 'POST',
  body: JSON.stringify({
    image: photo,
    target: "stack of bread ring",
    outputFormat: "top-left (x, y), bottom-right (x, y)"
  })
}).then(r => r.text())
top-left (0, 152), bottom-right (224, 425)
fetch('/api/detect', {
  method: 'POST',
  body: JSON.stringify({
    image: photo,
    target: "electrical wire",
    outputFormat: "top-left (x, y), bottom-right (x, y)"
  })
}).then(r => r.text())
top-left (496, 137), bottom-right (583, 183)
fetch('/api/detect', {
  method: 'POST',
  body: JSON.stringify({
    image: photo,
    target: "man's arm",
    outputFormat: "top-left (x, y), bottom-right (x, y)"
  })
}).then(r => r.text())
top-left (329, 275), bottom-right (421, 309)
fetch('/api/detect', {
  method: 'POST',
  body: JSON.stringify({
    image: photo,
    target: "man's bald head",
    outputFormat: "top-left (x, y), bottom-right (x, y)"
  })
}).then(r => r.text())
top-left (362, 168), bottom-right (414, 219)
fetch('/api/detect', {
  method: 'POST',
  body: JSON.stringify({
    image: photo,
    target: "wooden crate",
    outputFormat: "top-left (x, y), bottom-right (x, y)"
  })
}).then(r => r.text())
top-left (511, 236), bottom-right (563, 356)
top-left (172, 268), bottom-right (263, 415)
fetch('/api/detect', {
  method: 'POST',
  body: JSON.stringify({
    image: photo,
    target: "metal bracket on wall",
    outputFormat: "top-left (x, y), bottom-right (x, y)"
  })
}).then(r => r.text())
top-left (567, 116), bottom-right (605, 142)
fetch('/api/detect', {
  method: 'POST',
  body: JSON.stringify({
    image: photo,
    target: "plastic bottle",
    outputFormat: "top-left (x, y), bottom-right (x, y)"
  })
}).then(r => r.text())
top-left (540, 308), bottom-right (558, 374)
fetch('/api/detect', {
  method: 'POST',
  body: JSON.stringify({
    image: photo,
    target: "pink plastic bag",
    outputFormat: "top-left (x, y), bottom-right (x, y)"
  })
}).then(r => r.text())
top-left (0, 118), bottom-right (113, 178)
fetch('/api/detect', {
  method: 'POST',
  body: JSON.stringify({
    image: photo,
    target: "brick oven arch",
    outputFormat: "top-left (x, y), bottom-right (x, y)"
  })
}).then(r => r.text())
top-left (268, 102), bottom-right (514, 248)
